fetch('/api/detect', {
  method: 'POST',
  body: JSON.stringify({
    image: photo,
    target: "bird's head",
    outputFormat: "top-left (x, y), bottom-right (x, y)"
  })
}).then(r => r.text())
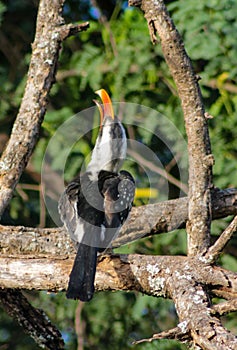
top-left (87, 89), bottom-right (127, 174)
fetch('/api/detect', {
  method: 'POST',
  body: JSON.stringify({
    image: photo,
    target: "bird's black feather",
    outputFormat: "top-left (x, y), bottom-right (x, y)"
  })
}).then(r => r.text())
top-left (99, 170), bottom-right (135, 228)
top-left (66, 243), bottom-right (97, 301)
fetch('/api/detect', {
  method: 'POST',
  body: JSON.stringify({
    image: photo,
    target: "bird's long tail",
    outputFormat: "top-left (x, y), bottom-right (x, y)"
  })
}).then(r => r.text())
top-left (66, 243), bottom-right (98, 301)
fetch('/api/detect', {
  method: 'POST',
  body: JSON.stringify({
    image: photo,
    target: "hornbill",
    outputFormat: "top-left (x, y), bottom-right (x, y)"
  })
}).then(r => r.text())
top-left (58, 89), bottom-right (135, 301)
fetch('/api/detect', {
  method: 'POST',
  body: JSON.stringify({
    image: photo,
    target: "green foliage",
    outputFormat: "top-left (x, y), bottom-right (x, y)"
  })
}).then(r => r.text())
top-left (168, 0), bottom-right (237, 190)
top-left (79, 292), bottom-right (185, 350)
top-left (1, 0), bottom-right (237, 349)
top-left (169, 0), bottom-right (237, 78)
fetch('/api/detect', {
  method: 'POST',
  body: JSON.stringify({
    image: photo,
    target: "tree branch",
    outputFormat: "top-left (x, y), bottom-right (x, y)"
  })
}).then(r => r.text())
top-left (128, 1), bottom-right (237, 348)
top-left (0, 254), bottom-right (237, 348)
top-left (205, 215), bottom-right (237, 262)
top-left (0, 289), bottom-right (64, 349)
top-left (0, 0), bottom-right (89, 218)
top-left (168, 267), bottom-right (237, 349)
top-left (129, 0), bottom-right (213, 256)
top-left (0, 187), bottom-right (236, 255)
top-left (0, 254), bottom-right (236, 300)
top-left (211, 299), bottom-right (237, 316)
top-left (132, 325), bottom-right (190, 344)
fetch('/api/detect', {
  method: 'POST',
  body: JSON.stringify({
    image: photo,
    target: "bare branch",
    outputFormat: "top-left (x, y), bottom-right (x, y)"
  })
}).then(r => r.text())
top-left (0, 254), bottom-right (236, 298)
top-left (205, 215), bottom-right (237, 262)
top-left (0, 254), bottom-right (237, 348)
top-left (0, 289), bottom-right (64, 349)
top-left (211, 299), bottom-right (237, 316)
top-left (59, 22), bottom-right (89, 41)
top-left (0, 0), bottom-right (89, 217)
top-left (168, 265), bottom-right (237, 349)
top-left (129, 0), bottom-right (213, 256)
top-left (0, 187), bottom-right (236, 254)
top-left (128, 0), bottom-right (142, 6)
top-left (132, 326), bottom-right (189, 345)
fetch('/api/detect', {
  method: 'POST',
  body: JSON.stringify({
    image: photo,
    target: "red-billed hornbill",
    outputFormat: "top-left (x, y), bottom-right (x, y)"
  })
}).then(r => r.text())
top-left (58, 89), bottom-right (135, 301)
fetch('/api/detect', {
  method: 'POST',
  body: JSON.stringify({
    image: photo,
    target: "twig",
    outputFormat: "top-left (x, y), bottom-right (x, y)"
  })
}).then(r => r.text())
top-left (127, 148), bottom-right (188, 194)
top-left (211, 299), bottom-right (237, 316)
top-left (16, 183), bottom-right (46, 227)
top-left (59, 22), bottom-right (89, 41)
top-left (132, 326), bottom-right (189, 345)
top-left (16, 183), bottom-right (40, 202)
top-left (91, 0), bottom-right (118, 57)
top-left (204, 79), bottom-right (237, 94)
top-left (205, 215), bottom-right (237, 262)
top-left (39, 182), bottom-right (46, 228)
top-left (75, 302), bottom-right (85, 350)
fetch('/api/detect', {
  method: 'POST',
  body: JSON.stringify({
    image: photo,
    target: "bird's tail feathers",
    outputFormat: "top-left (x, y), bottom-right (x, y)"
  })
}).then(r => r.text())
top-left (66, 243), bottom-right (97, 301)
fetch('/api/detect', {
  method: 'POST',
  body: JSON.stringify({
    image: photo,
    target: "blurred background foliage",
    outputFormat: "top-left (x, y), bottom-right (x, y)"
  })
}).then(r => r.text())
top-left (0, 0), bottom-right (236, 349)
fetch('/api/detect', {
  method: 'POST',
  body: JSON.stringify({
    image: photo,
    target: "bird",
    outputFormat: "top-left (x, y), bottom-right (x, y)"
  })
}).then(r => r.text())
top-left (58, 89), bottom-right (135, 301)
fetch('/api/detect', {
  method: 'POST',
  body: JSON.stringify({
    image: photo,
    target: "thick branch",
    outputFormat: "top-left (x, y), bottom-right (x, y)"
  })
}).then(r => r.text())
top-left (0, 254), bottom-right (237, 348)
top-left (0, 187), bottom-right (236, 255)
top-left (168, 269), bottom-right (237, 349)
top-left (0, 0), bottom-right (89, 217)
top-left (0, 254), bottom-right (236, 299)
top-left (130, 0), bottom-right (213, 256)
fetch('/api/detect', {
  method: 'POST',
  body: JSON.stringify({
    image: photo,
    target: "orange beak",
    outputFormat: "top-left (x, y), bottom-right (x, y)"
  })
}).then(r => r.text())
top-left (94, 89), bottom-right (114, 129)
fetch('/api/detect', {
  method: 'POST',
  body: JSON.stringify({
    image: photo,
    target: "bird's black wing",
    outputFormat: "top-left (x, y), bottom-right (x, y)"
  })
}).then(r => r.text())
top-left (98, 170), bottom-right (135, 245)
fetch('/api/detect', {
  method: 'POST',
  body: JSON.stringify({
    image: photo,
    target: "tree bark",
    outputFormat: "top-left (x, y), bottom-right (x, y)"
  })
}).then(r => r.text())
top-left (131, 0), bottom-right (213, 256)
top-left (1, 187), bottom-right (236, 256)
top-left (1, 253), bottom-right (237, 349)
top-left (0, 289), bottom-right (64, 350)
top-left (0, 254), bottom-right (236, 298)
top-left (0, 0), bottom-right (88, 218)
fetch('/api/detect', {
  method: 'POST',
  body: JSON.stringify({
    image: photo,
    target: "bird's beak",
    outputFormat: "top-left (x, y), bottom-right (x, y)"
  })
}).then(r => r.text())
top-left (95, 89), bottom-right (115, 129)
top-left (93, 99), bottom-right (104, 129)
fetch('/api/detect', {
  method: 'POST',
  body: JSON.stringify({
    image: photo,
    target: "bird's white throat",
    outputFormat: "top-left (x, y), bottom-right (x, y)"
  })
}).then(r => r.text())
top-left (87, 120), bottom-right (127, 177)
